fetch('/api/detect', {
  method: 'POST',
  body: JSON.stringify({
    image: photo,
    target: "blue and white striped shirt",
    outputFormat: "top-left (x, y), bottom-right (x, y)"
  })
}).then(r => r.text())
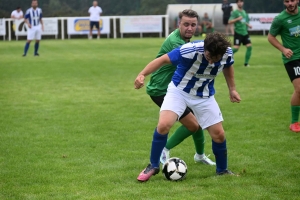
top-left (25, 7), bottom-right (42, 26)
top-left (167, 40), bottom-right (234, 97)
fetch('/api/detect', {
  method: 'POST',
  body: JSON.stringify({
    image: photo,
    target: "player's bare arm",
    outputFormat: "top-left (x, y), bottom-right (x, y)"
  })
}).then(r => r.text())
top-left (223, 66), bottom-right (241, 103)
top-left (134, 54), bottom-right (171, 89)
top-left (40, 18), bottom-right (44, 31)
top-left (268, 33), bottom-right (293, 59)
top-left (25, 18), bottom-right (31, 28)
top-left (228, 16), bottom-right (242, 24)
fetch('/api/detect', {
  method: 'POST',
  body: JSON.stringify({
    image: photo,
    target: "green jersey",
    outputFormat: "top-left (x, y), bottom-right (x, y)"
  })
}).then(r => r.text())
top-left (269, 8), bottom-right (300, 64)
top-left (146, 29), bottom-right (185, 96)
top-left (230, 9), bottom-right (249, 35)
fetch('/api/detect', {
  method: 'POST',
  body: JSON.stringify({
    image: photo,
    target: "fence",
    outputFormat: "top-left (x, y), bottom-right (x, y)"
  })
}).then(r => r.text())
top-left (0, 15), bottom-right (169, 41)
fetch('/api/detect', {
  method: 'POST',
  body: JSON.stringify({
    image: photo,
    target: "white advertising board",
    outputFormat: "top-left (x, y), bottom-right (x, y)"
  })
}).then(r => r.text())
top-left (15, 18), bottom-right (58, 36)
top-left (67, 17), bottom-right (110, 35)
top-left (120, 16), bottom-right (162, 33)
top-left (248, 13), bottom-right (278, 31)
top-left (0, 18), bottom-right (6, 35)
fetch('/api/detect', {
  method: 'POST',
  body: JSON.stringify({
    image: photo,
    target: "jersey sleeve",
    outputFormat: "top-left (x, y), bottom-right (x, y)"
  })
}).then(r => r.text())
top-left (167, 47), bottom-right (182, 67)
top-left (40, 9), bottom-right (43, 19)
top-left (25, 9), bottom-right (30, 19)
top-left (88, 7), bottom-right (91, 13)
top-left (269, 15), bottom-right (281, 36)
top-left (223, 47), bottom-right (234, 68)
top-left (229, 10), bottom-right (237, 20)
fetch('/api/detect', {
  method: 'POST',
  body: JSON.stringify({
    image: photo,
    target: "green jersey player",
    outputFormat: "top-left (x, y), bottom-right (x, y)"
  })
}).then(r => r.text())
top-left (268, 0), bottom-right (300, 132)
top-left (146, 9), bottom-right (215, 167)
top-left (229, 0), bottom-right (252, 67)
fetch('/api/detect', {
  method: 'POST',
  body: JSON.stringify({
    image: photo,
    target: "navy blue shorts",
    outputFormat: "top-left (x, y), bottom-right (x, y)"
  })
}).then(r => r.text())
top-left (90, 21), bottom-right (99, 29)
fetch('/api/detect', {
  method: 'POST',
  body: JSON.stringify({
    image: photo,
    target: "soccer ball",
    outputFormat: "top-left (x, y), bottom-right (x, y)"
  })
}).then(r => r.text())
top-left (162, 157), bottom-right (187, 181)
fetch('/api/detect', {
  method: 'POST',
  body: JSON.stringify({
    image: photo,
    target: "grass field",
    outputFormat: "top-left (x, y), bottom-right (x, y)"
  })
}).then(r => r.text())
top-left (1, 36), bottom-right (300, 200)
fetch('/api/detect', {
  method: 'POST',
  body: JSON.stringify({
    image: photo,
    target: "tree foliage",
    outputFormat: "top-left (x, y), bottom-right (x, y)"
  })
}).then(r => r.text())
top-left (0, 0), bottom-right (288, 18)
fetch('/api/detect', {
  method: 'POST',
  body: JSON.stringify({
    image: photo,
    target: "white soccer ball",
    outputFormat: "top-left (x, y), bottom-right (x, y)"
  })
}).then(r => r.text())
top-left (162, 157), bottom-right (187, 181)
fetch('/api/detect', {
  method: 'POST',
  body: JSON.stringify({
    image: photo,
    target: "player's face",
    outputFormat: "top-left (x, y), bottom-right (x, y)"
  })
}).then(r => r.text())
top-left (204, 51), bottom-right (222, 64)
top-left (32, 1), bottom-right (38, 9)
top-left (179, 16), bottom-right (198, 41)
top-left (93, 1), bottom-right (98, 6)
top-left (284, 0), bottom-right (299, 14)
top-left (237, 1), bottom-right (244, 9)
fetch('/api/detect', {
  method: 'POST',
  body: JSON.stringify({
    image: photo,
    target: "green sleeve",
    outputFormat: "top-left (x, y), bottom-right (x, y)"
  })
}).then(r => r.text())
top-left (269, 16), bottom-right (282, 36)
top-left (229, 11), bottom-right (237, 20)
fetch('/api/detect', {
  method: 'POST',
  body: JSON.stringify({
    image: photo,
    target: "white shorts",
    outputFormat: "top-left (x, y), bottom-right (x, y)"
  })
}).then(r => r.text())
top-left (160, 82), bottom-right (223, 129)
top-left (27, 25), bottom-right (42, 40)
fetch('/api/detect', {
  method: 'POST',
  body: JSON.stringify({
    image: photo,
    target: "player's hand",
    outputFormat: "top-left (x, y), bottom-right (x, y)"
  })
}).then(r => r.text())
top-left (42, 26), bottom-right (44, 31)
top-left (27, 24), bottom-right (31, 28)
top-left (248, 24), bottom-right (252, 29)
top-left (283, 48), bottom-right (293, 59)
top-left (134, 74), bottom-right (145, 89)
top-left (229, 90), bottom-right (241, 103)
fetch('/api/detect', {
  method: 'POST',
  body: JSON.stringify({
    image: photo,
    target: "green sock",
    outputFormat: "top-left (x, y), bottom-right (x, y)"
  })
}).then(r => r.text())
top-left (232, 48), bottom-right (238, 54)
top-left (245, 46), bottom-right (252, 64)
top-left (291, 106), bottom-right (300, 123)
top-left (192, 128), bottom-right (205, 155)
top-left (165, 125), bottom-right (194, 150)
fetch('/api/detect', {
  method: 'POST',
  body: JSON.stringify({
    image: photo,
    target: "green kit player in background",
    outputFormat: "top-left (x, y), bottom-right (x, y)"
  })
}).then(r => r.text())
top-left (146, 9), bottom-right (215, 166)
top-left (268, 0), bottom-right (300, 132)
top-left (229, 0), bottom-right (252, 67)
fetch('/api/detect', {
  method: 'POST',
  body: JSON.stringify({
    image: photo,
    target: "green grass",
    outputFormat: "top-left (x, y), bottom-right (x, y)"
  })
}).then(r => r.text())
top-left (1, 36), bottom-right (300, 200)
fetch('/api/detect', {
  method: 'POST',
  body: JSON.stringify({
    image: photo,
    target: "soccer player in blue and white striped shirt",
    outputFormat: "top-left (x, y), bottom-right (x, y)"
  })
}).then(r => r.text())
top-left (134, 32), bottom-right (241, 182)
top-left (23, 0), bottom-right (44, 57)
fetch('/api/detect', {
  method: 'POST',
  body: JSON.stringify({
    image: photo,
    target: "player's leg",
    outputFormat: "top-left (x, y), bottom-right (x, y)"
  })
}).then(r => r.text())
top-left (191, 96), bottom-right (234, 175)
top-left (95, 21), bottom-right (100, 39)
top-left (137, 85), bottom-right (186, 182)
top-left (89, 21), bottom-right (93, 39)
top-left (34, 27), bottom-right (42, 56)
top-left (23, 27), bottom-right (34, 56)
top-left (223, 17), bottom-right (229, 35)
top-left (285, 60), bottom-right (300, 132)
top-left (232, 32), bottom-right (241, 54)
top-left (243, 35), bottom-right (252, 67)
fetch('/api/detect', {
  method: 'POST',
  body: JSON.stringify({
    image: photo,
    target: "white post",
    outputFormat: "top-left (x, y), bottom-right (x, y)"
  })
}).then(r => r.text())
top-left (113, 17), bottom-right (117, 39)
top-left (165, 15), bottom-right (169, 38)
top-left (61, 17), bottom-right (65, 40)
top-left (8, 19), bottom-right (11, 41)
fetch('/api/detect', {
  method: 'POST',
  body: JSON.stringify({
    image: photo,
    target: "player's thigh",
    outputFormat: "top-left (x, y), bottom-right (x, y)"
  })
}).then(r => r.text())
top-left (179, 112), bottom-right (199, 132)
top-left (233, 32), bottom-right (242, 47)
top-left (242, 34), bottom-right (251, 46)
top-left (27, 28), bottom-right (35, 40)
top-left (285, 60), bottom-right (300, 88)
top-left (157, 110), bottom-right (178, 133)
top-left (35, 27), bottom-right (42, 40)
top-left (94, 22), bottom-right (100, 29)
top-left (190, 96), bottom-right (223, 130)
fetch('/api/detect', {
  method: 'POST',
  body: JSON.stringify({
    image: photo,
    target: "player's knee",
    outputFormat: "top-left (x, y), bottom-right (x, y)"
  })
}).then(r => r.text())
top-left (185, 123), bottom-right (199, 133)
top-left (211, 129), bottom-right (225, 143)
top-left (247, 45), bottom-right (252, 52)
top-left (157, 122), bottom-right (172, 134)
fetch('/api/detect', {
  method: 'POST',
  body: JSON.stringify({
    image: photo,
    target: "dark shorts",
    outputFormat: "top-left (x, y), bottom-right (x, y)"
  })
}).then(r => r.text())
top-left (150, 95), bottom-right (192, 120)
top-left (223, 16), bottom-right (230, 25)
top-left (284, 59), bottom-right (300, 82)
top-left (90, 21), bottom-right (99, 29)
top-left (233, 32), bottom-right (251, 46)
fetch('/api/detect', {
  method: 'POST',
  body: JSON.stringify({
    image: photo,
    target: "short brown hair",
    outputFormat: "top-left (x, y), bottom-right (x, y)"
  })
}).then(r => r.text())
top-left (204, 32), bottom-right (231, 58)
top-left (179, 9), bottom-right (199, 21)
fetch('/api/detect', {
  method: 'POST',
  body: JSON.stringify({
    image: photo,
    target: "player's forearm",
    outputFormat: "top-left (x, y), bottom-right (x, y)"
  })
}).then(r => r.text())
top-left (267, 33), bottom-right (285, 53)
top-left (138, 55), bottom-right (171, 77)
top-left (223, 66), bottom-right (236, 91)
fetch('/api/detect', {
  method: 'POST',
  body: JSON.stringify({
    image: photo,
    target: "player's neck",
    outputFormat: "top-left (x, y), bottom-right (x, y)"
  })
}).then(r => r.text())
top-left (286, 7), bottom-right (299, 15)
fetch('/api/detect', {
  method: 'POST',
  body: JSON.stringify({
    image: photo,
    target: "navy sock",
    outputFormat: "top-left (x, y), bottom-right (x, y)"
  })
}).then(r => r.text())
top-left (34, 42), bottom-right (39, 54)
top-left (212, 140), bottom-right (227, 173)
top-left (150, 128), bottom-right (168, 168)
top-left (24, 43), bottom-right (30, 55)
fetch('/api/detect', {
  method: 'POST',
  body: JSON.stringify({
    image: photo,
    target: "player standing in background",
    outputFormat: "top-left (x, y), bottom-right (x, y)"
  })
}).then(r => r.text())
top-left (146, 9), bottom-right (215, 166)
top-left (222, 0), bottom-right (234, 35)
top-left (23, 0), bottom-right (44, 57)
top-left (135, 32), bottom-right (241, 182)
top-left (268, 0), bottom-right (300, 132)
top-left (228, 0), bottom-right (252, 67)
top-left (88, 1), bottom-right (102, 39)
